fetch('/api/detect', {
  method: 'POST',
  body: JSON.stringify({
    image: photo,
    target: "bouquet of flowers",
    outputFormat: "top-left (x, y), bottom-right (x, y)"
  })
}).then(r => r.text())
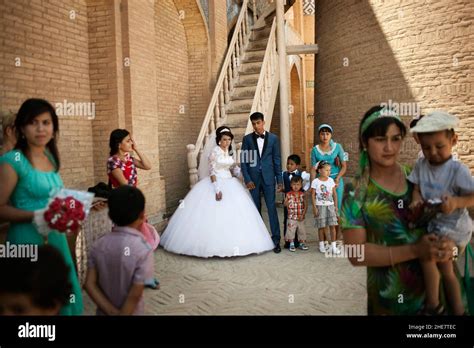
top-left (34, 189), bottom-right (95, 236)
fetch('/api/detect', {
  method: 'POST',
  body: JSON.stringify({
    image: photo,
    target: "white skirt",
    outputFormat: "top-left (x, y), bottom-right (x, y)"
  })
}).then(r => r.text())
top-left (160, 176), bottom-right (274, 258)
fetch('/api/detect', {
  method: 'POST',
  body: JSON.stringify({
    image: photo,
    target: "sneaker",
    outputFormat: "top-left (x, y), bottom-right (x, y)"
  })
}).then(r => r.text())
top-left (289, 243), bottom-right (296, 252)
top-left (331, 245), bottom-right (341, 255)
top-left (319, 244), bottom-right (326, 253)
top-left (145, 278), bottom-right (160, 290)
top-left (298, 243), bottom-right (308, 250)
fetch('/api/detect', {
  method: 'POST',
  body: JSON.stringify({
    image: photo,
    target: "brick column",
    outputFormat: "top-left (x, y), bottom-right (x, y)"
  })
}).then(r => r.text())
top-left (120, 0), bottom-right (166, 224)
top-left (209, 0), bottom-right (228, 85)
top-left (87, 0), bottom-right (126, 183)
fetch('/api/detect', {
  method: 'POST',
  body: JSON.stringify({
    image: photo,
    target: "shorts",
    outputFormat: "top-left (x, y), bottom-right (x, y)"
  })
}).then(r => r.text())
top-left (286, 219), bottom-right (307, 241)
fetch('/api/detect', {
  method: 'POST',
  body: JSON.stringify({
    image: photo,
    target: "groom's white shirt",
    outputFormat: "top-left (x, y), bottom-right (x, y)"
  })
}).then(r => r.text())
top-left (256, 131), bottom-right (266, 156)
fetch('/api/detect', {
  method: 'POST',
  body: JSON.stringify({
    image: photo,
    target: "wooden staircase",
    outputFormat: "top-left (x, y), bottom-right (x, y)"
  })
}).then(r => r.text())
top-left (186, 0), bottom-right (295, 187)
top-left (226, 22), bottom-right (273, 142)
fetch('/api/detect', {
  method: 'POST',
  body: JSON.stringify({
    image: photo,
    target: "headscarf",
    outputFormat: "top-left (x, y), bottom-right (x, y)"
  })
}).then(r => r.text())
top-left (353, 108), bottom-right (401, 208)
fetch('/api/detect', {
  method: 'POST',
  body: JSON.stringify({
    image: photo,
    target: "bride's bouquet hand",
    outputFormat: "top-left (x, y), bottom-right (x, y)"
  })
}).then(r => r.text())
top-left (215, 192), bottom-right (222, 201)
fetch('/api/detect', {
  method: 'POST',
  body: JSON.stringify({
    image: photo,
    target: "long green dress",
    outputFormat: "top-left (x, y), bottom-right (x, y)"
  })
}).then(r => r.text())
top-left (0, 150), bottom-right (83, 315)
top-left (341, 165), bottom-right (469, 315)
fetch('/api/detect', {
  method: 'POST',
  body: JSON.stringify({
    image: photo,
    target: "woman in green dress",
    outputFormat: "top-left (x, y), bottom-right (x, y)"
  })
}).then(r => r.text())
top-left (341, 105), bottom-right (468, 315)
top-left (0, 98), bottom-right (83, 315)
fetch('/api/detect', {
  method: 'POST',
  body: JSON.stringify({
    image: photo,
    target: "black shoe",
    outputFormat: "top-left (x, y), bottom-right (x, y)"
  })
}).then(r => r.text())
top-left (273, 244), bottom-right (281, 253)
top-left (283, 242), bottom-right (290, 249)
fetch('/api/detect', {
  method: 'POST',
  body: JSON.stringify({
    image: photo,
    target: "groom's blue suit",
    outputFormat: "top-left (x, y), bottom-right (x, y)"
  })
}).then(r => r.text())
top-left (241, 131), bottom-right (282, 246)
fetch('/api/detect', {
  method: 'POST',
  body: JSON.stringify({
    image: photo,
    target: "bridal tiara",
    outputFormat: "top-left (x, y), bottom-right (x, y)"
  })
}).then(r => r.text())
top-left (219, 128), bottom-right (230, 133)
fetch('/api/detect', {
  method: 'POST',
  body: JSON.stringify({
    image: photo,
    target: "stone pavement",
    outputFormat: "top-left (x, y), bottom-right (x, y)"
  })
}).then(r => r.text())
top-left (82, 204), bottom-right (368, 315)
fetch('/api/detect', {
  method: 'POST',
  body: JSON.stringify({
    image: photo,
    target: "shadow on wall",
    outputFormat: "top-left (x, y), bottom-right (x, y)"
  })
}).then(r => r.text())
top-left (315, 0), bottom-right (422, 176)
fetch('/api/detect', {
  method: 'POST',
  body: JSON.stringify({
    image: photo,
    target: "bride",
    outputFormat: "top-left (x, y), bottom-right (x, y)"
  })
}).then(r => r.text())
top-left (160, 126), bottom-right (274, 257)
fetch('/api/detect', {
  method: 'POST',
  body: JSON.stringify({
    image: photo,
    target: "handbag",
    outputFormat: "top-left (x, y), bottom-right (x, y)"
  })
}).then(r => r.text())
top-left (332, 142), bottom-right (343, 168)
top-left (464, 243), bottom-right (474, 315)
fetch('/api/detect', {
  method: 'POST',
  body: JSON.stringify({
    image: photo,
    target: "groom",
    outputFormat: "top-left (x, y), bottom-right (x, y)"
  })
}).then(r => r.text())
top-left (241, 112), bottom-right (283, 253)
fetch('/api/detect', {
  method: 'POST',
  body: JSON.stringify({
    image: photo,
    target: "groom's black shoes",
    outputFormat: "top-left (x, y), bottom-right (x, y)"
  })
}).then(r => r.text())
top-left (273, 244), bottom-right (281, 253)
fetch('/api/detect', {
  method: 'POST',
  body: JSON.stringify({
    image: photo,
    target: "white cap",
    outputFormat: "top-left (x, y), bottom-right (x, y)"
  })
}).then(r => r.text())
top-left (410, 110), bottom-right (459, 133)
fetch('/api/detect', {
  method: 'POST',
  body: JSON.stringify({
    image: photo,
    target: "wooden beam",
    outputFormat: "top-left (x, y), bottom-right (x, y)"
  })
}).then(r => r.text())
top-left (286, 44), bottom-right (318, 55)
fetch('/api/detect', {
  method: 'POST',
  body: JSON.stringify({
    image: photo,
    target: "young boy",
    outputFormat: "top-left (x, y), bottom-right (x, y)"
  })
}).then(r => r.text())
top-left (409, 111), bottom-right (474, 315)
top-left (282, 154), bottom-right (310, 249)
top-left (284, 175), bottom-right (309, 251)
top-left (0, 245), bottom-right (71, 315)
top-left (85, 186), bottom-right (153, 315)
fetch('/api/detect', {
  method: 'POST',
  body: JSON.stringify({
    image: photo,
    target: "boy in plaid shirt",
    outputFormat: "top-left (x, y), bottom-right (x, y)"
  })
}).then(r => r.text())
top-left (284, 176), bottom-right (308, 252)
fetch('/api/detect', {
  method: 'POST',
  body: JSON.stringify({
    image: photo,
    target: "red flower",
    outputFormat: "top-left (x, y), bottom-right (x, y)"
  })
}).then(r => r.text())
top-left (43, 196), bottom-right (86, 234)
top-left (49, 199), bottom-right (62, 212)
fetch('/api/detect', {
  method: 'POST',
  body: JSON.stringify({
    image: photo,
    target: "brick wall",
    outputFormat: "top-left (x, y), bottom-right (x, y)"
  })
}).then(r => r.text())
top-left (87, 0), bottom-right (125, 184)
top-left (209, 0), bottom-right (227, 86)
top-left (155, 0), bottom-right (191, 212)
top-left (303, 12), bottom-right (315, 168)
top-left (169, 0), bottom-right (212, 210)
top-left (315, 0), bottom-right (474, 176)
top-left (270, 89), bottom-right (281, 138)
top-left (0, 0), bottom-right (217, 220)
top-left (125, 0), bottom-right (166, 224)
top-left (0, 0), bottom-right (95, 189)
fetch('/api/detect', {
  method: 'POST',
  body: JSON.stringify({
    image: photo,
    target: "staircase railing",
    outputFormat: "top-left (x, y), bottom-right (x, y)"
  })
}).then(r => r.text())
top-left (186, 0), bottom-right (252, 188)
top-left (244, 17), bottom-right (279, 135)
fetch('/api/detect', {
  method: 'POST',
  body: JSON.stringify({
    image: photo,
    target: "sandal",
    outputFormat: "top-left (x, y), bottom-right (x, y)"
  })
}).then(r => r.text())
top-left (418, 303), bottom-right (445, 315)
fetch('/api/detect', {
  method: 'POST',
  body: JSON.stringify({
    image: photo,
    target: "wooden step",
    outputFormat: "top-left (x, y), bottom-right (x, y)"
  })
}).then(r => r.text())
top-left (227, 99), bottom-right (253, 114)
top-left (250, 26), bottom-right (271, 41)
top-left (239, 61), bottom-right (262, 75)
top-left (232, 126), bottom-right (247, 143)
top-left (225, 112), bottom-right (250, 128)
top-left (235, 73), bottom-right (260, 87)
top-left (232, 85), bottom-right (257, 100)
top-left (242, 49), bottom-right (265, 63)
top-left (247, 38), bottom-right (269, 51)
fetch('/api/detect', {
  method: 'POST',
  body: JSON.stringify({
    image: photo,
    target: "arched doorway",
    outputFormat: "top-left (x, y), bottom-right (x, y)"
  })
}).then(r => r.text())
top-left (290, 64), bottom-right (306, 168)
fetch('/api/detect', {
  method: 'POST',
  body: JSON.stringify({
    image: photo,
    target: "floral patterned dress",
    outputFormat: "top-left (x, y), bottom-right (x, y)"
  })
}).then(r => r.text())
top-left (341, 166), bottom-right (468, 315)
top-left (107, 153), bottom-right (137, 189)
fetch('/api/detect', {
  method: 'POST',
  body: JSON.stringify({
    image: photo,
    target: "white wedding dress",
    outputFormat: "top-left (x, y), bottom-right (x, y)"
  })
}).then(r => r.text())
top-left (160, 146), bottom-right (274, 258)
